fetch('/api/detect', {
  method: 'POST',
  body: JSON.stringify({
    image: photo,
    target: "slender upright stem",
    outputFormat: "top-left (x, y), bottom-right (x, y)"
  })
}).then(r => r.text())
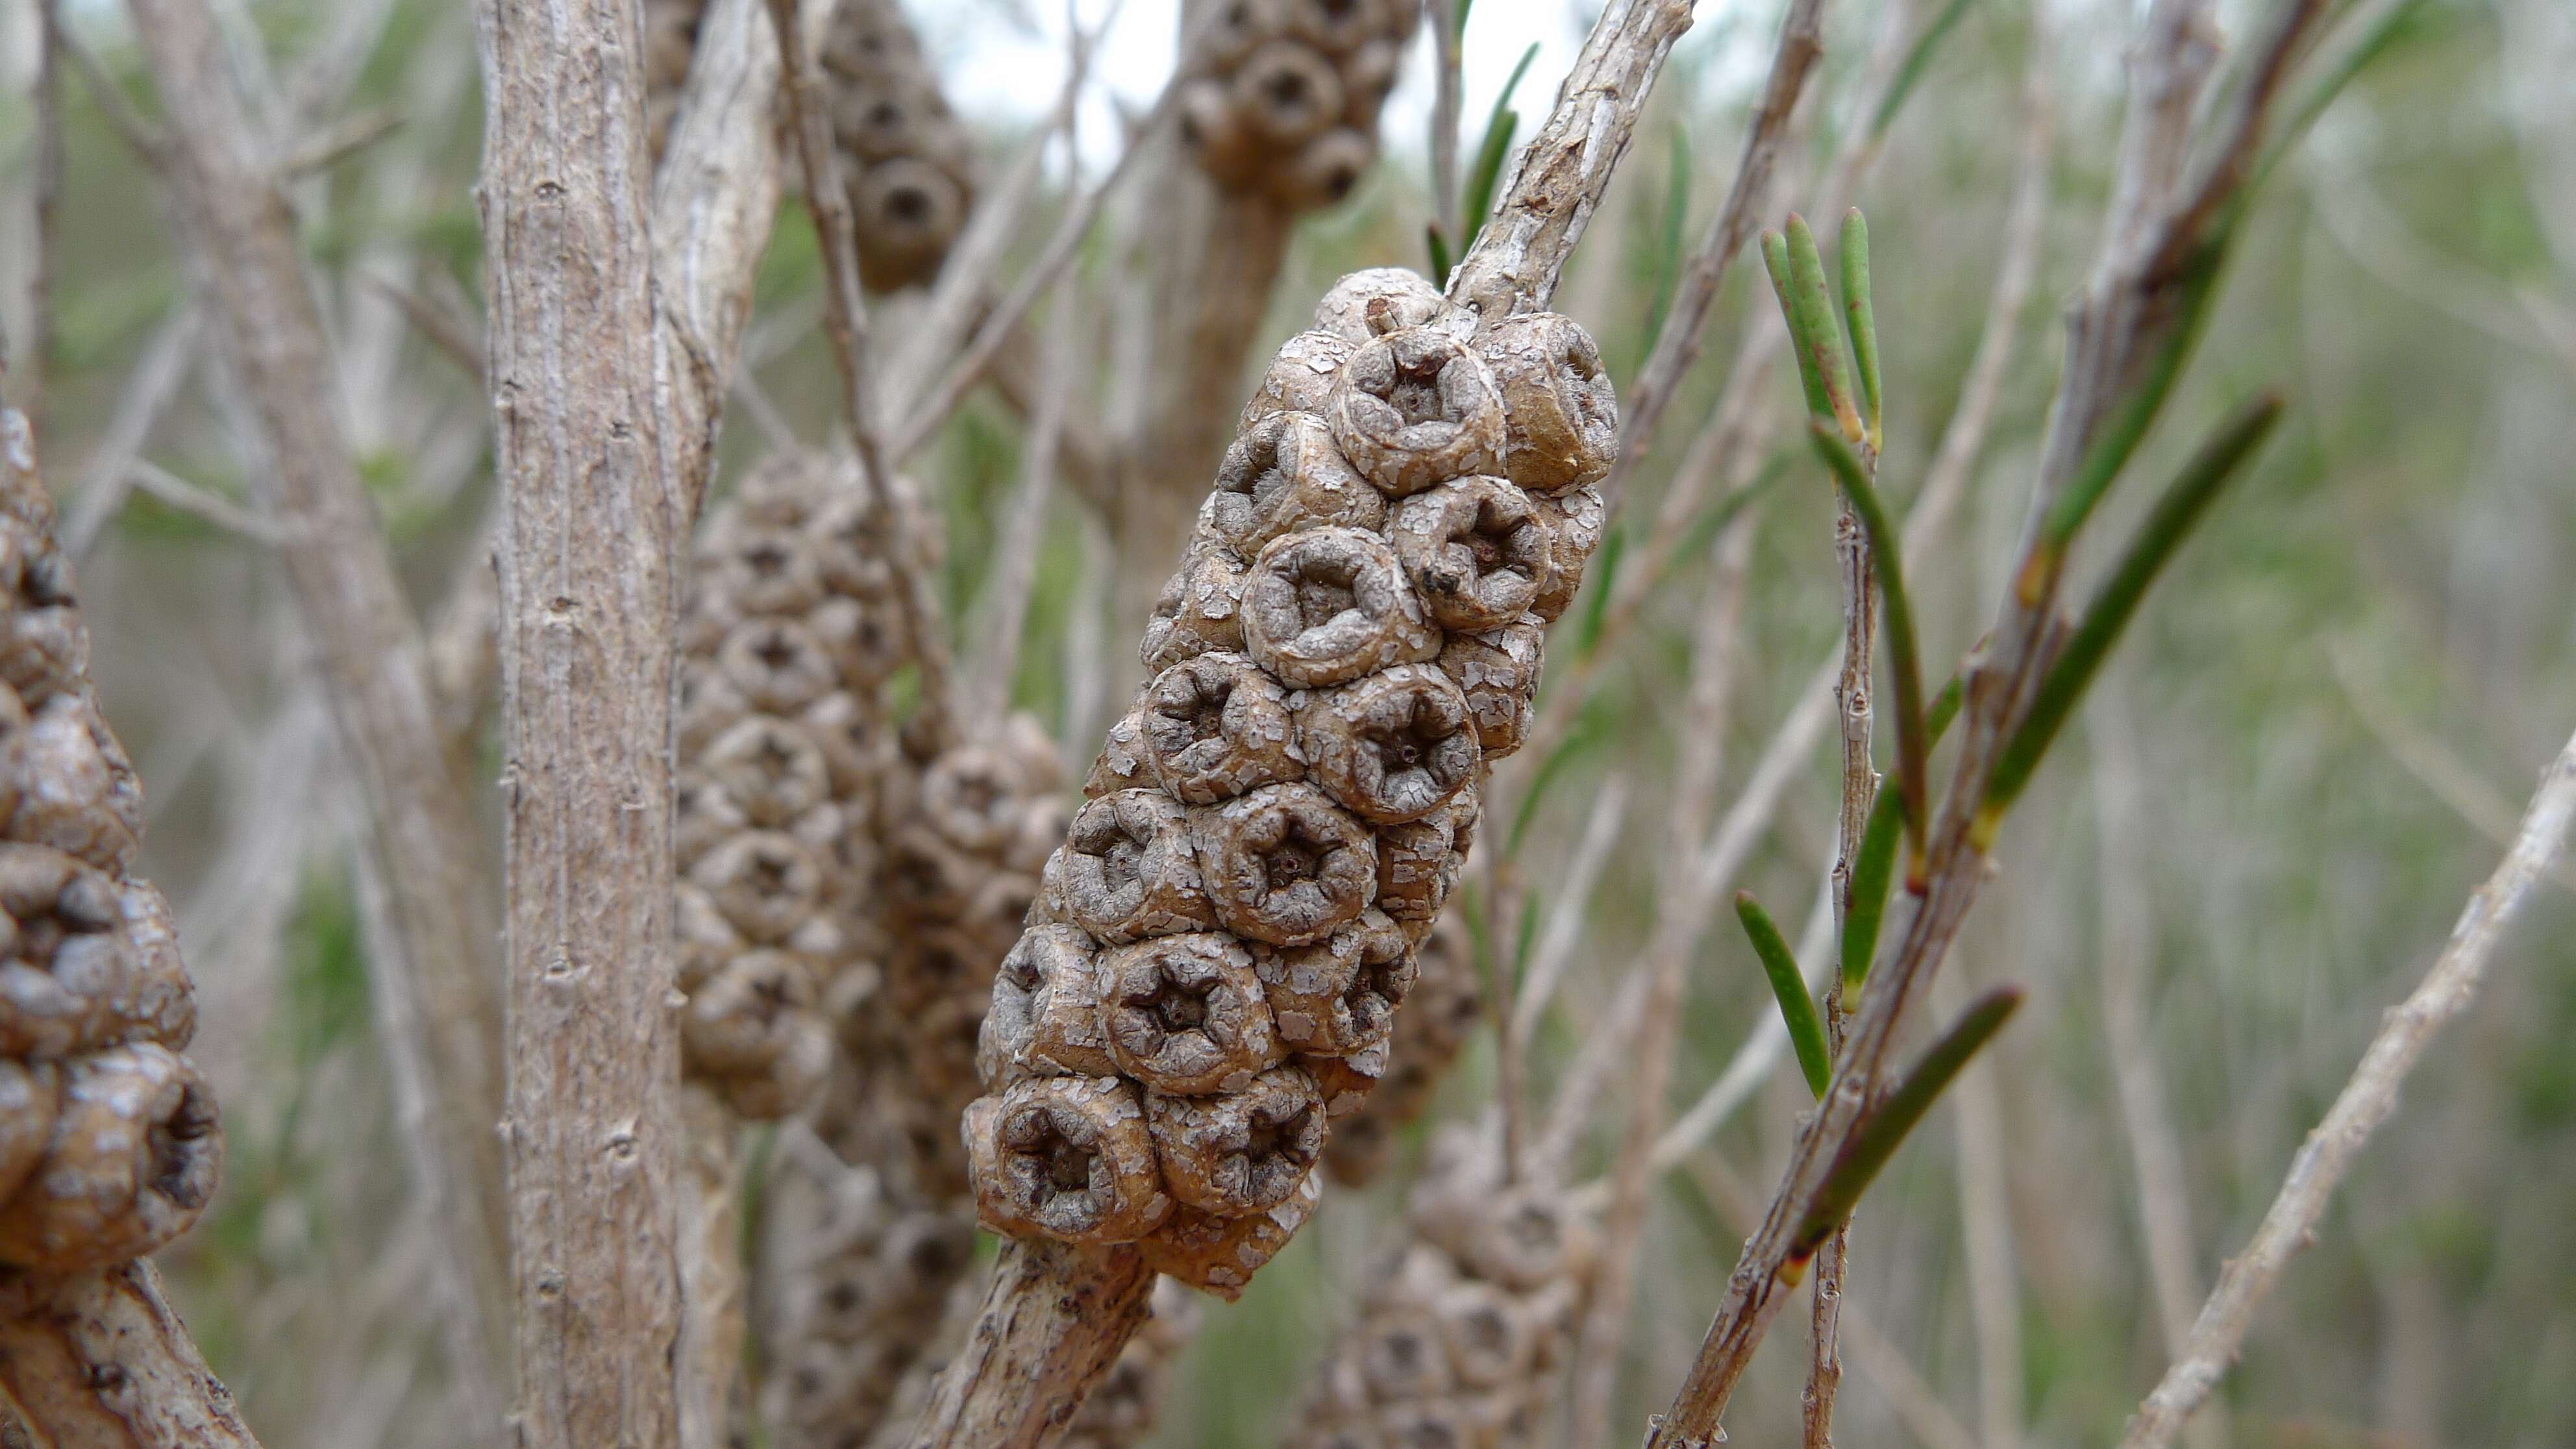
top-left (475, 0), bottom-right (684, 1441)
top-left (764, 0), bottom-right (958, 745)
top-left (127, 0), bottom-right (510, 1396)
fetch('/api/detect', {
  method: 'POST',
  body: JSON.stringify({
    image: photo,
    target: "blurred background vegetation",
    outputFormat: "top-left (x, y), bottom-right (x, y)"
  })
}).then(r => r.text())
top-left (3, 0), bottom-right (2572, 1445)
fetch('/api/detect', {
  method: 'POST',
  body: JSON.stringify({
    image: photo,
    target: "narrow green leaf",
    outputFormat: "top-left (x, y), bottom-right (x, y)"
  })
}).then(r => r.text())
top-left (1639, 125), bottom-right (1694, 360)
top-left (1791, 985), bottom-right (2025, 1259)
top-left (1867, 0), bottom-right (1978, 141)
top-left (1809, 424), bottom-right (1929, 880)
top-left (1657, 456), bottom-right (1790, 589)
top-left (1426, 223), bottom-right (1454, 287)
top-left (1737, 892), bottom-right (1831, 1098)
top-left (1982, 392), bottom-right (2286, 836)
top-left (1785, 214), bottom-right (1864, 443)
top-left (1459, 43), bottom-right (1539, 243)
top-left (1456, 0), bottom-right (1476, 39)
top-left (1839, 209), bottom-right (1882, 449)
top-left (1761, 231), bottom-right (1833, 421)
top-left (2255, 0), bottom-right (2434, 191)
top-left (1840, 674), bottom-right (1962, 993)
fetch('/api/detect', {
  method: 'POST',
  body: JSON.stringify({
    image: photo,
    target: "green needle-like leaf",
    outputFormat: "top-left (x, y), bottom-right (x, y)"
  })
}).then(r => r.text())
top-left (1459, 43), bottom-right (1539, 245)
top-left (1841, 674), bottom-right (1961, 994)
top-left (1981, 392), bottom-right (2286, 839)
top-left (1790, 985), bottom-right (2024, 1261)
top-left (1426, 223), bottom-right (1453, 286)
top-left (1761, 232), bottom-right (1833, 421)
top-left (1839, 209), bottom-right (1882, 449)
top-left (1868, 0), bottom-right (1978, 142)
top-left (1737, 892), bottom-right (1831, 1098)
top-left (1810, 424), bottom-right (1929, 881)
top-left (1785, 214), bottom-right (1864, 443)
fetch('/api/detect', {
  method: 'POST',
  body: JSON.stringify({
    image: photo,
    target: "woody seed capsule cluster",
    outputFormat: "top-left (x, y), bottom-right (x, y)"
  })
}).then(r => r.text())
top-left (0, 408), bottom-right (217, 1274)
top-left (1178, 0), bottom-right (1422, 211)
top-left (1289, 1126), bottom-right (1596, 1448)
top-left (963, 267), bottom-right (1616, 1298)
top-left (1321, 911), bottom-right (1476, 1186)
top-left (675, 452), bottom-right (888, 1122)
top-left (824, 0), bottom-right (978, 292)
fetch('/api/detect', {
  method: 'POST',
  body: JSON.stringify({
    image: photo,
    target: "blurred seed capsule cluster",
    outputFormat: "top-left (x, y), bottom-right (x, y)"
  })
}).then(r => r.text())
top-left (1290, 1126), bottom-right (1596, 1447)
top-left (645, 0), bottom-right (974, 290)
top-left (963, 266), bottom-right (1618, 1298)
top-left (0, 408), bottom-right (220, 1276)
top-left (1178, 0), bottom-right (1423, 212)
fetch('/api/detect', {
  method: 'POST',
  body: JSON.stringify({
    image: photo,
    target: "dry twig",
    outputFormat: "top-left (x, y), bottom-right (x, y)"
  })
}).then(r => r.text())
top-left (126, 0), bottom-right (510, 1400)
top-left (2117, 726), bottom-right (2576, 1447)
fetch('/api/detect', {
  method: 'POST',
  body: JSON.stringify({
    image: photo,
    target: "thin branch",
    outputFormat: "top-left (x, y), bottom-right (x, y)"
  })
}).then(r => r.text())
top-left (971, 276), bottom-right (1080, 720)
top-left (1507, 776), bottom-right (1635, 1056)
top-left (884, 38), bottom-right (1189, 465)
top-left (278, 104), bottom-right (405, 177)
top-left (764, 0), bottom-right (958, 741)
top-left (1609, 0), bottom-right (1827, 492)
top-left (1567, 504), bottom-right (1756, 1449)
top-left (127, 0), bottom-right (511, 1400)
top-left (30, 0), bottom-right (67, 430)
top-left (0, 1263), bottom-right (264, 1448)
top-left (126, 458), bottom-right (290, 542)
top-left (2119, 725), bottom-right (2576, 1448)
top-left (63, 306), bottom-right (203, 558)
top-left (1446, 0), bottom-right (1701, 323)
top-left (475, 0), bottom-right (688, 1441)
top-left (56, 20), bottom-right (172, 168)
top-left (370, 274), bottom-right (486, 381)
top-left (1941, 974), bottom-right (2023, 1449)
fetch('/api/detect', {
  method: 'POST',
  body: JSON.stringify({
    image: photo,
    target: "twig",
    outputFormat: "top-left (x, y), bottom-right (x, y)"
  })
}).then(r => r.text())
top-left (1507, 776), bottom-right (1635, 1056)
top-left (1608, 0), bottom-right (1827, 491)
top-left (30, 0), bottom-right (66, 430)
top-left (886, 0), bottom-right (1113, 427)
top-left (371, 275), bottom-right (486, 381)
top-left (0, 1263), bottom-right (264, 1448)
top-left (126, 458), bottom-right (290, 541)
top-left (2118, 725), bottom-right (2576, 1448)
top-left (972, 271), bottom-right (1080, 720)
top-left (127, 0), bottom-right (511, 1401)
top-left (2091, 674), bottom-right (2227, 1449)
top-left (2327, 639), bottom-right (2576, 889)
top-left (278, 104), bottom-right (405, 177)
top-left (56, 20), bottom-right (172, 167)
top-left (1568, 504), bottom-right (1757, 1449)
top-left (346, 821), bottom-right (508, 1437)
top-left (764, 0), bottom-right (958, 742)
top-left (1444, 0), bottom-right (1700, 324)
top-left (475, 0), bottom-right (687, 1441)
top-left (63, 306), bottom-right (202, 558)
